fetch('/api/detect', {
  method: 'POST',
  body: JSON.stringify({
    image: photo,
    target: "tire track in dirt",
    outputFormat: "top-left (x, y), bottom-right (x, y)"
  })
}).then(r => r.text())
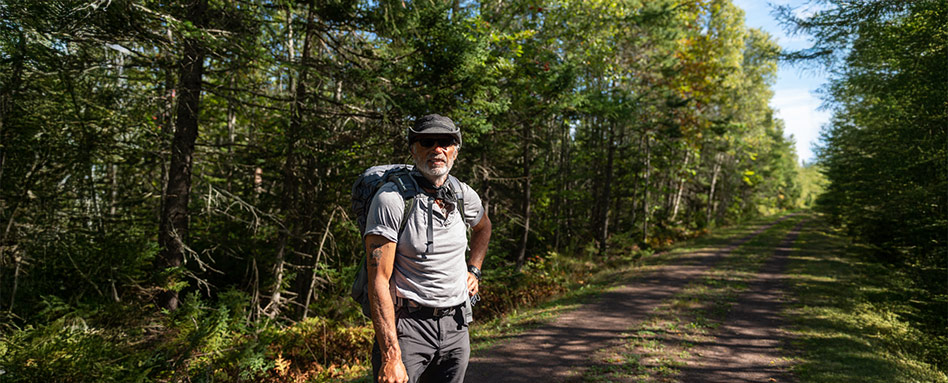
top-left (465, 215), bottom-right (797, 383)
top-left (676, 219), bottom-right (805, 383)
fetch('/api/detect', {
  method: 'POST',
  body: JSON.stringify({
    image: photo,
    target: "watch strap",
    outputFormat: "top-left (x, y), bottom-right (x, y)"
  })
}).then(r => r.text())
top-left (467, 264), bottom-right (482, 280)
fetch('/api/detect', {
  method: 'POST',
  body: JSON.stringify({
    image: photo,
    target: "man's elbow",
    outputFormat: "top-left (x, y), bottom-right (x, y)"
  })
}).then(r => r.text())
top-left (368, 265), bottom-right (393, 292)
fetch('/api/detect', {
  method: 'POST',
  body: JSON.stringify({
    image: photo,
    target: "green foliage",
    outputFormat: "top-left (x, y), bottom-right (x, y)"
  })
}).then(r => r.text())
top-left (269, 316), bottom-right (374, 378)
top-left (781, 0), bottom-right (947, 369)
top-left (477, 252), bottom-right (572, 320)
top-left (0, 290), bottom-right (365, 382)
top-left (0, 306), bottom-right (138, 382)
top-left (0, 0), bottom-right (810, 381)
top-left (157, 291), bottom-right (271, 382)
top-left (795, 162), bottom-right (827, 208)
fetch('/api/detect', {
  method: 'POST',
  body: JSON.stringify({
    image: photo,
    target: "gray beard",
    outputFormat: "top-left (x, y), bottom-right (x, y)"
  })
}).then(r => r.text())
top-left (415, 159), bottom-right (452, 185)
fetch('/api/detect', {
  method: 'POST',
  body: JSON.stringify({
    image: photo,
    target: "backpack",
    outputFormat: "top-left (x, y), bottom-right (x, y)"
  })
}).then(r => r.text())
top-left (349, 164), bottom-right (466, 317)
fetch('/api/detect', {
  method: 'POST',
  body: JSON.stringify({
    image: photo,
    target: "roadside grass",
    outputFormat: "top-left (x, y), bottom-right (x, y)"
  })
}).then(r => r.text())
top-left (784, 217), bottom-right (947, 383)
top-left (580, 213), bottom-right (804, 382)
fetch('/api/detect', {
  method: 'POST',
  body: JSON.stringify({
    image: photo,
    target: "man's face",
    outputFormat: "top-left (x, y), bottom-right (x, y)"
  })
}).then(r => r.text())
top-left (411, 135), bottom-right (459, 181)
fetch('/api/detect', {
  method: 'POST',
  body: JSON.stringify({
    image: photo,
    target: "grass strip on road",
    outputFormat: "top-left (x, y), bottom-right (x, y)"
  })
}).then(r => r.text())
top-left (580, 213), bottom-right (805, 383)
top-left (469, 213), bottom-right (797, 354)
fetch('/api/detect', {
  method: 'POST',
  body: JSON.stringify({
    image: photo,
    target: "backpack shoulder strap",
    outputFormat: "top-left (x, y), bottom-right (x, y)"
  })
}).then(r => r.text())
top-left (446, 176), bottom-right (473, 252)
top-left (391, 171), bottom-right (416, 195)
top-left (398, 197), bottom-right (415, 239)
top-left (388, 169), bottom-right (419, 239)
top-left (447, 175), bottom-right (467, 225)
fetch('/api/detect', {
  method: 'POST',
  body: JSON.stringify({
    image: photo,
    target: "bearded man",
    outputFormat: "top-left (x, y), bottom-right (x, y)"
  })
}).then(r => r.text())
top-left (363, 114), bottom-right (492, 383)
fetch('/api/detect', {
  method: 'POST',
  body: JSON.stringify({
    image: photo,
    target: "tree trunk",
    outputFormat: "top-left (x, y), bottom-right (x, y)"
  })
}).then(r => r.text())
top-left (707, 153), bottom-right (722, 226)
top-left (642, 132), bottom-right (651, 243)
top-left (598, 122), bottom-right (616, 257)
top-left (628, 161), bottom-right (638, 230)
top-left (671, 151), bottom-right (691, 221)
top-left (8, 254), bottom-right (19, 309)
top-left (158, 27), bottom-right (175, 224)
top-left (611, 125), bottom-right (627, 233)
top-left (515, 123), bottom-right (532, 271)
top-left (0, 30), bottom-right (25, 307)
top-left (554, 118), bottom-right (569, 251)
top-left (480, 149), bottom-right (491, 219)
top-left (268, 2), bottom-right (316, 319)
top-left (590, 115), bottom-right (605, 237)
top-left (613, 182), bottom-right (624, 231)
top-left (0, 29), bottom-right (25, 201)
top-left (156, 0), bottom-right (207, 311)
top-left (302, 208), bottom-right (336, 320)
top-left (225, 74), bottom-right (237, 190)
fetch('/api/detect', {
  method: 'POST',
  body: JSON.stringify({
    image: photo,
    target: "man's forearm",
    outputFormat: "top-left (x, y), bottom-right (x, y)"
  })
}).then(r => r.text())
top-left (365, 236), bottom-right (401, 364)
top-left (468, 214), bottom-right (492, 269)
top-left (370, 277), bottom-right (400, 362)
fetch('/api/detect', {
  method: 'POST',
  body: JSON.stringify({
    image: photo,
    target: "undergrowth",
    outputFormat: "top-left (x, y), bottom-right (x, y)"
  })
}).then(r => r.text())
top-left (0, 216), bottom-right (824, 383)
top-left (0, 231), bottom-right (663, 383)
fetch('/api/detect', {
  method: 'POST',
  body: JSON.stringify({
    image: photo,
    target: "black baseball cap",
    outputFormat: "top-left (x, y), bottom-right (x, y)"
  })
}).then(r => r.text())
top-left (407, 114), bottom-right (462, 147)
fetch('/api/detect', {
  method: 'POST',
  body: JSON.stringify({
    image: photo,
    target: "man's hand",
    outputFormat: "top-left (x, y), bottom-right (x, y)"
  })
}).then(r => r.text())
top-left (466, 271), bottom-right (479, 296)
top-left (379, 358), bottom-right (408, 383)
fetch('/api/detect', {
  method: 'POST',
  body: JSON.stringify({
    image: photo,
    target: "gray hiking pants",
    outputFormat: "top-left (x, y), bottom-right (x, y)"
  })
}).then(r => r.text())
top-left (371, 306), bottom-right (470, 383)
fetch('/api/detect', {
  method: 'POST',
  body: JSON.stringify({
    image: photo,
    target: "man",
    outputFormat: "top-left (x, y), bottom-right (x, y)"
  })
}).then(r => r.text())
top-left (364, 114), bottom-right (492, 383)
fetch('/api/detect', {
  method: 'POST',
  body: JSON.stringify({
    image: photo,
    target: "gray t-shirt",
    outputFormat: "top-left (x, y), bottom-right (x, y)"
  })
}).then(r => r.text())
top-left (364, 176), bottom-right (484, 308)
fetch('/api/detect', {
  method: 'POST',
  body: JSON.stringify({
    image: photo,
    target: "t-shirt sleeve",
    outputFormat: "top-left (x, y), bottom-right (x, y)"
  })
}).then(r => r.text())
top-left (461, 183), bottom-right (484, 228)
top-left (363, 183), bottom-right (405, 243)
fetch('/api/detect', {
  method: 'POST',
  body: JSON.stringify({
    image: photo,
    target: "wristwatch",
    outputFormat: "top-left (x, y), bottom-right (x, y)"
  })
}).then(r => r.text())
top-left (467, 265), bottom-right (482, 281)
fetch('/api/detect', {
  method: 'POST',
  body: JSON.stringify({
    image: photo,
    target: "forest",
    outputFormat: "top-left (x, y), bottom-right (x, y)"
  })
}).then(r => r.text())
top-left (0, 0), bottom-right (942, 382)
top-left (784, 0), bottom-right (947, 371)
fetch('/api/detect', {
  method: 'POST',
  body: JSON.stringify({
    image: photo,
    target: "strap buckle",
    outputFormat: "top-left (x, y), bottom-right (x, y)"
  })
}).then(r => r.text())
top-left (430, 305), bottom-right (461, 317)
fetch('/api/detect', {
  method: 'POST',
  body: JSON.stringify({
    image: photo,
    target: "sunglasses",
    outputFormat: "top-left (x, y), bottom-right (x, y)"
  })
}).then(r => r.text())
top-left (416, 137), bottom-right (457, 148)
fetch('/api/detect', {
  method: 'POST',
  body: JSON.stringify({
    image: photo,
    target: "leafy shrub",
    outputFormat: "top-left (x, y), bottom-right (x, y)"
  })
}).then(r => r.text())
top-left (156, 290), bottom-right (273, 382)
top-left (266, 317), bottom-right (373, 382)
top-left (477, 252), bottom-right (583, 320)
top-left (0, 308), bottom-right (140, 382)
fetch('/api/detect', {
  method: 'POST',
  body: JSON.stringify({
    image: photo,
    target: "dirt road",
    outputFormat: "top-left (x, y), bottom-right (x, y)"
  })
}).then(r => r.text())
top-left (465, 216), bottom-right (802, 383)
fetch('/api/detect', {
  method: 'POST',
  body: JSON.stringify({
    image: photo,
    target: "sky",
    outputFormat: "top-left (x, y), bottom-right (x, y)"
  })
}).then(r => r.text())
top-left (732, 0), bottom-right (831, 164)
